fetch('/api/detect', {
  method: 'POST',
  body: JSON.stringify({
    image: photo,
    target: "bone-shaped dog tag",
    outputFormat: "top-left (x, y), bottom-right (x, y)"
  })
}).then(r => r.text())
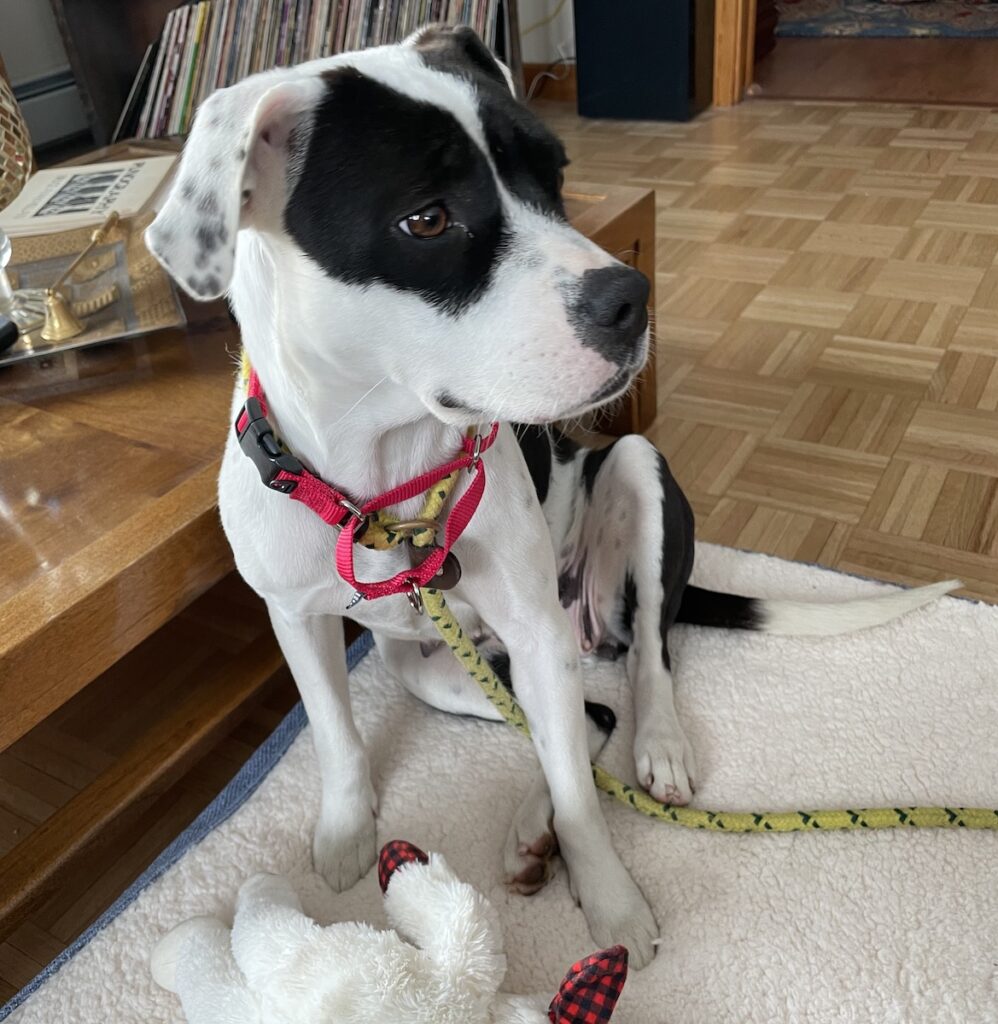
top-left (409, 544), bottom-right (462, 590)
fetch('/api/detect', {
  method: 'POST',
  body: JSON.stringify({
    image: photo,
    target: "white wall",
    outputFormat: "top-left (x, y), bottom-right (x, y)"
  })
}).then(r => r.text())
top-left (0, 0), bottom-right (70, 85)
top-left (0, 0), bottom-right (88, 145)
top-left (518, 0), bottom-right (575, 64)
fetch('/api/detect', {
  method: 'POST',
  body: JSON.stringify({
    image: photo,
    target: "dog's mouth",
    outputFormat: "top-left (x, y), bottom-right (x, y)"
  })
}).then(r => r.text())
top-left (559, 361), bottom-right (641, 421)
top-left (430, 390), bottom-right (488, 422)
top-left (429, 348), bottom-right (643, 427)
top-left (590, 364), bottom-right (636, 405)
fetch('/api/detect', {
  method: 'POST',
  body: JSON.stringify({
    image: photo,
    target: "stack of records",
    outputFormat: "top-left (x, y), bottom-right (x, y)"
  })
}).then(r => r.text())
top-left (117, 0), bottom-right (504, 142)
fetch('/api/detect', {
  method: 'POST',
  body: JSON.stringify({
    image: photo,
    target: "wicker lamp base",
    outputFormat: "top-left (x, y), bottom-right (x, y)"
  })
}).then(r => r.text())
top-left (0, 73), bottom-right (42, 329)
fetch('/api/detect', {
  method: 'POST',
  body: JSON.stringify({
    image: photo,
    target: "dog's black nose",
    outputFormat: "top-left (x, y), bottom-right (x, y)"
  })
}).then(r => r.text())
top-left (573, 265), bottom-right (650, 365)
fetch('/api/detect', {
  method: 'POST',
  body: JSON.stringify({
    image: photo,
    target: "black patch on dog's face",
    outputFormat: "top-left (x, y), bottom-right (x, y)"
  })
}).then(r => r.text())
top-left (412, 25), bottom-right (510, 89)
top-left (477, 90), bottom-right (567, 217)
top-left (284, 68), bottom-right (505, 314)
top-left (415, 29), bottom-right (568, 218)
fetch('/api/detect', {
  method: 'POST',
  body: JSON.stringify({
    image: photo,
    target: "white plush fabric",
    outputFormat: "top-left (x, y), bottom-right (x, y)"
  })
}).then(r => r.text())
top-left (8, 544), bottom-right (998, 1024)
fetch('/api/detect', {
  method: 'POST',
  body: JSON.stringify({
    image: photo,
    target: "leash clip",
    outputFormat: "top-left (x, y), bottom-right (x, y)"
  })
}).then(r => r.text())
top-left (405, 579), bottom-right (424, 615)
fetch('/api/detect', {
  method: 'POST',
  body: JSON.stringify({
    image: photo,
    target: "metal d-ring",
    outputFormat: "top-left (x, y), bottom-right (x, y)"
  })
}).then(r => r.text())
top-left (405, 579), bottom-right (424, 615)
top-left (339, 497), bottom-right (366, 521)
top-left (387, 518), bottom-right (439, 538)
top-left (467, 432), bottom-right (484, 474)
top-left (339, 498), bottom-right (372, 537)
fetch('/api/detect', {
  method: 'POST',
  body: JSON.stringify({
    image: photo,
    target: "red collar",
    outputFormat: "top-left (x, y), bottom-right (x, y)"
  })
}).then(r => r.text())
top-left (235, 369), bottom-right (499, 604)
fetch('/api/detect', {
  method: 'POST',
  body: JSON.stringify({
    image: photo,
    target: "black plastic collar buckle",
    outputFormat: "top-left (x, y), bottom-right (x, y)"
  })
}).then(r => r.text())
top-left (236, 396), bottom-right (304, 493)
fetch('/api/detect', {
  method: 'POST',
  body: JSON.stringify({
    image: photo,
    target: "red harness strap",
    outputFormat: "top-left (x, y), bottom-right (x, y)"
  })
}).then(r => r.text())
top-left (235, 368), bottom-right (499, 603)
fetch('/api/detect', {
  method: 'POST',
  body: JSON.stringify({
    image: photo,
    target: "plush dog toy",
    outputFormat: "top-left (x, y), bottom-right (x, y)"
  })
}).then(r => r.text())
top-left (150, 839), bottom-right (628, 1023)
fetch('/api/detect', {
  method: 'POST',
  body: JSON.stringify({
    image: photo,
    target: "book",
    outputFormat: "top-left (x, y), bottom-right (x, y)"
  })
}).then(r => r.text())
top-left (0, 157), bottom-right (178, 238)
top-left (154, 4), bottom-right (189, 137)
top-left (137, 8), bottom-right (175, 139)
top-left (167, 3), bottom-right (197, 136)
top-left (174, 2), bottom-right (209, 135)
top-left (113, 41), bottom-right (156, 144)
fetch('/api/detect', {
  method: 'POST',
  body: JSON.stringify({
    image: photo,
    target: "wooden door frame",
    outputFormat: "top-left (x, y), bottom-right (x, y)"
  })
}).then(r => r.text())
top-left (714, 0), bottom-right (758, 106)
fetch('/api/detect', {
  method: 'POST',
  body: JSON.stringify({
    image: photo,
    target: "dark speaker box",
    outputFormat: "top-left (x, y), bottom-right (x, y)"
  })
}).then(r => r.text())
top-left (573, 0), bottom-right (714, 122)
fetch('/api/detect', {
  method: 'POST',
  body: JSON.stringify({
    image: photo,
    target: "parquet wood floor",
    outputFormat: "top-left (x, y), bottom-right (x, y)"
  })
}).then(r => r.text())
top-left (4, 97), bottom-right (997, 1003)
top-left (541, 99), bottom-right (998, 602)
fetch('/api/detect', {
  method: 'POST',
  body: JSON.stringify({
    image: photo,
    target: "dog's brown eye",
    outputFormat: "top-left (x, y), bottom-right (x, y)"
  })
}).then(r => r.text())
top-left (400, 205), bottom-right (450, 239)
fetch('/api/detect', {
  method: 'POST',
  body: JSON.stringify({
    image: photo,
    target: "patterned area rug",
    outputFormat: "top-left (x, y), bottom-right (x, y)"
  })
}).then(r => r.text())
top-left (777, 0), bottom-right (998, 37)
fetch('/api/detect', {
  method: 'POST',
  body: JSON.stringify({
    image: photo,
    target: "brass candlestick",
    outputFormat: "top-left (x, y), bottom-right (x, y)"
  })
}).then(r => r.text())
top-left (40, 211), bottom-right (120, 342)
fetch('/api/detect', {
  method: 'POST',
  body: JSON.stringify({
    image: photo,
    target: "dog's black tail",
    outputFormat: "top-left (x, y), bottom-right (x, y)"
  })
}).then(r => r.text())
top-left (675, 579), bottom-right (959, 637)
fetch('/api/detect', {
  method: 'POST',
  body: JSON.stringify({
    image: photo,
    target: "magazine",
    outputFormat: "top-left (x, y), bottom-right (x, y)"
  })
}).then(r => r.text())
top-left (0, 156), bottom-right (177, 238)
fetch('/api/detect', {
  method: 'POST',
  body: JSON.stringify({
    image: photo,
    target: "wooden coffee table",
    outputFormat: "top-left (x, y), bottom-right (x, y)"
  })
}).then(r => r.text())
top-left (0, 178), bottom-right (656, 950)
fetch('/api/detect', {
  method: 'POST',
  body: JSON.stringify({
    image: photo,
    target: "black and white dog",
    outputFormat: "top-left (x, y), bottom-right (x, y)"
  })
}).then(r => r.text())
top-left (148, 26), bottom-right (956, 967)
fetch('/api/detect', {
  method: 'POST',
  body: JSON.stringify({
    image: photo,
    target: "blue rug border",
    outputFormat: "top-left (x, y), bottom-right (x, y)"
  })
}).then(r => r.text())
top-left (0, 630), bottom-right (375, 1022)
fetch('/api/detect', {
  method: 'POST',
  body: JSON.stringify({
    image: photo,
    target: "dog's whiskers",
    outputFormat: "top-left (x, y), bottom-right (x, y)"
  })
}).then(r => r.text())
top-left (328, 375), bottom-right (389, 430)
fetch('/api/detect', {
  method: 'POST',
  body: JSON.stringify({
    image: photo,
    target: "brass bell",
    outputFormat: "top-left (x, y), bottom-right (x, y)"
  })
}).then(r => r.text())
top-left (40, 288), bottom-right (85, 342)
top-left (39, 211), bottom-right (119, 343)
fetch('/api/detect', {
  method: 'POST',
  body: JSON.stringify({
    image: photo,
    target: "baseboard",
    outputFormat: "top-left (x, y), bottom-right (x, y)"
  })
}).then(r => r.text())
top-left (524, 61), bottom-right (578, 103)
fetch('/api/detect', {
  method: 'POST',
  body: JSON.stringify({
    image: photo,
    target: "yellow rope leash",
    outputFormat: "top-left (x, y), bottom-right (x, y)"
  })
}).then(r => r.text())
top-left (407, 457), bottom-right (998, 833)
top-left (238, 357), bottom-right (998, 834)
top-left (419, 586), bottom-right (998, 833)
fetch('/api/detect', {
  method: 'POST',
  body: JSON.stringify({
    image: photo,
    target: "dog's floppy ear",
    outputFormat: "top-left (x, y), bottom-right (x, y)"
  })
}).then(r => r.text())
top-left (406, 23), bottom-right (516, 95)
top-left (146, 73), bottom-right (321, 300)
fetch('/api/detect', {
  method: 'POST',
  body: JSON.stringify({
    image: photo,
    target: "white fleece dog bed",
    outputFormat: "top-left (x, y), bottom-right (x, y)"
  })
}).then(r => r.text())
top-left (4, 544), bottom-right (997, 1024)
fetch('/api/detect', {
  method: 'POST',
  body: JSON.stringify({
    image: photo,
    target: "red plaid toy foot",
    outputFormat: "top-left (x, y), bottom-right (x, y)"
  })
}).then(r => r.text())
top-left (548, 945), bottom-right (629, 1024)
top-left (378, 839), bottom-right (429, 893)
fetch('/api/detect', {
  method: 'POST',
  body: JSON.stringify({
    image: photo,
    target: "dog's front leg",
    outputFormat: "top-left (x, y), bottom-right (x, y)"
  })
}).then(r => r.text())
top-left (465, 565), bottom-right (659, 968)
top-left (267, 606), bottom-right (377, 891)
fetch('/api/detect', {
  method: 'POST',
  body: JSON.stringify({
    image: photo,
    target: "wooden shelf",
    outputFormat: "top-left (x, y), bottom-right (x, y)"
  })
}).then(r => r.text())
top-left (0, 574), bottom-right (286, 944)
top-left (48, 0), bottom-right (524, 146)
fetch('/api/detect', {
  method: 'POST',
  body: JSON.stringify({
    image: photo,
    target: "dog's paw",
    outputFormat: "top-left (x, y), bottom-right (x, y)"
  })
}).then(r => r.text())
top-left (571, 861), bottom-right (659, 970)
top-left (634, 723), bottom-right (697, 806)
top-left (313, 799), bottom-right (377, 892)
top-left (505, 830), bottom-right (559, 896)
top-left (503, 782), bottom-right (558, 895)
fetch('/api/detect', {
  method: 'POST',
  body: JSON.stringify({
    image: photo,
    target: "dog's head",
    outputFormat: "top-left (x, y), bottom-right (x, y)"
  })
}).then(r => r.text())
top-left (147, 27), bottom-right (650, 424)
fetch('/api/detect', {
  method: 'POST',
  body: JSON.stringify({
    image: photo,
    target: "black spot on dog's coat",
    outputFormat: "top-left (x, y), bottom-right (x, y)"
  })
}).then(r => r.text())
top-left (584, 701), bottom-right (617, 736)
top-left (186, 274), bottom-right (222, 297)
top-left (581, 444), bottom-right (613, 497)
top-left (196, 223), bottom-right (222, 253)
top-left (551, 428), bottom-right (580, 464)
top-left (514, 425), bottom-right (552, 505)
